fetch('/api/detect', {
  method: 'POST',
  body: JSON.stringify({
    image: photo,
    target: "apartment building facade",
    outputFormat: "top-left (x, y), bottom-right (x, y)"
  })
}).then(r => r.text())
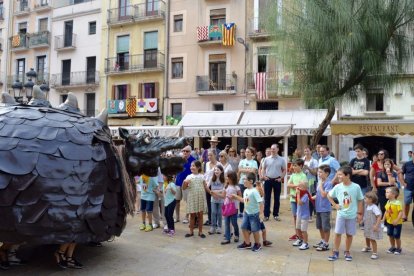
top-left (7, 0), bottom-right (53, 99)
top-left (102, 0), bottom-right (166, 127)
top-left (49, 0), bottom-right (101, 116)
top-left (0, 0), bottom-right (9, 91)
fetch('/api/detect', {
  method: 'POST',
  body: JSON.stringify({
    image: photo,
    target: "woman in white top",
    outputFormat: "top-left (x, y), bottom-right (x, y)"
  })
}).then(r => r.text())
top-left (204, 149), bottom-right (222, 225)
top-left (218, 150), bottom-right (233, 176)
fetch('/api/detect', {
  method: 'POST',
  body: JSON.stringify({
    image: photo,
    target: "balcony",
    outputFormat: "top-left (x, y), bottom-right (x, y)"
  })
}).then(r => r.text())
top-left (107, 98), bottom-right (160, 117)
top-left (14, 2), bottom-right (30, 16)
top-left (10, 34), bottom-right (29, 51)
top-left (54, 0), bottom-right (96, 9)
top-left (29, 31), bottom-right (50, 48)
top-left (196, 74), bottom-right (237, 96)
top-left (51, 71), bottom-right (100, 89)
top-left (0, 7), bottom-right (4, 20)
top-left (247, 71), bottom-right (298, 99)
top-left (54, 34), bottom-right (77, 51)
top-left (105, 52), bottom-right (165, 75)
top-left (107, 1), bottom-right (166, 26)
top-left (0, 38), bottom-right (3, 51)
top-left (34, 0), bottom-right (52, 12)
top-left (7, 74), bottom-right (50, 86)
top-left (197, 23), bottom-right (236, 47)
top-left (247, 17), bottom-right (272, 40)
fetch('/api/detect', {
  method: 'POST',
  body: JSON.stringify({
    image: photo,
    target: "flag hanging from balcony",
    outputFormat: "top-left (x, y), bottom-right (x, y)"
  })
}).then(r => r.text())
top-left (222, 23), bottom-right (236, 46)
top-left (255, 72), bottom-right (268, 100)
top-left (118, 100), bottom-right (126, 113)
top-left (108, 100), bottom-right (118, 114)
top-left (146, 98), bottom-right (158, 113)
top-left (197, 26), bottom-right (209, 41)
top-left (126, 98), bottom-right (136, 117)
top-left (209, 25), bottom-right (222, 40)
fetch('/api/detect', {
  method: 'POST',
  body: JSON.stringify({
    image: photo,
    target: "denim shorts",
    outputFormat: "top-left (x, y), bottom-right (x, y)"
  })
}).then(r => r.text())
top-left (290, 202), bottom-right (297, 216)
top-left (404, 189), bottom-right (414, 205)
top-left (241, 212), bottom-right (261, 233)
top-left (316, 212), bottom-right (331, 231)
top-left (387, 224), bottom-right (402, 239)
top-left (140, 199), bottom-right (154, 212)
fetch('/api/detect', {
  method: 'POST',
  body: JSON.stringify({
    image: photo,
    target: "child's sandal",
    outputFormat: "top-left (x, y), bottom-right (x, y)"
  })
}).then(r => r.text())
top-left (66, 257), bottom-right (83, 269)
top-left (54, 251), bottom-right (67, 269)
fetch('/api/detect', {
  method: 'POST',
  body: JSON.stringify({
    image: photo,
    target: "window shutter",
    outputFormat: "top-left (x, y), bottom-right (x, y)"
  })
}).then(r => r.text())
top-left (111, 85), bottom-right (115, 99)
top-left (154, 82), bottom-right (159, 99)
top-left (138, 83), bottom-right (142, 98)
top-left (126, 84), bottom-right (131, 98)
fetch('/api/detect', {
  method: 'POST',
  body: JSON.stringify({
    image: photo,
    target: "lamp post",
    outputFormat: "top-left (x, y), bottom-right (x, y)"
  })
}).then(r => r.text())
top-left (237, 37), bottom-right (249, 109)
top-left (10, 68), bottom-right (47, 103)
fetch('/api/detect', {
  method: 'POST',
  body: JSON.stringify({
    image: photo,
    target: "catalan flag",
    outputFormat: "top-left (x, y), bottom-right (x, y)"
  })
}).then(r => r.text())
top-left (222, 23), bottom-right (236, 46)
top-left (126, 97), bottom-right (136, 117)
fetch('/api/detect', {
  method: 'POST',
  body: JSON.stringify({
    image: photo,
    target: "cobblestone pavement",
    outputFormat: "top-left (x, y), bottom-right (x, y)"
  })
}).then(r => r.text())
top-left (4, 199), bottom-right (414, 275)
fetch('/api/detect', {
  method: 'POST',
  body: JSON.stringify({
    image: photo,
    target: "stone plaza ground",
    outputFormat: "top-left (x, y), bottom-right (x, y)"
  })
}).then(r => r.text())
top-left (4, 198), bottom-right (414, 275)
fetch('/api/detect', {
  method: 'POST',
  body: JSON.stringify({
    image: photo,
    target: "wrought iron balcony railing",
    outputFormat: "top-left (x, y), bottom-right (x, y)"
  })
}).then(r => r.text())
top-left (105, 52), bottom-right (165, 74)
top-left (246, 71), bottom-right (298, 98)
top-left (107, 1), bottom-right (165, 25)
top-left (7, 73), bottom-right (50, 86)
top-left (51, 71), bottom-right (100, 87)
top-left (54, 34), bottom-right (77, 50)
top-left (196, 74), bottom-right (237, 94)
top-left (34, 0), bottom-right (52, 11)
top-left (10, 34), bottom-right (29, 50)
top-left (29, 31), bottom-right (50, 48)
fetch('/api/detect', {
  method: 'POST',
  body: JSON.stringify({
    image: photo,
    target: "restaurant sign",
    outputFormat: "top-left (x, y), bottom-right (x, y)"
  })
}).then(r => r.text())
top-left (331, 122), bottom-right (414, 136)
top-left (183, 126), bottom-right (292, 137)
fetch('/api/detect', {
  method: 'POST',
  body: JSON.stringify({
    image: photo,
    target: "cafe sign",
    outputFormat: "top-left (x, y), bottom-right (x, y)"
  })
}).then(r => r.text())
top-left (183, 125), bottom-right (292, 137)
top-left (109, 126), bottom-right (181, 137)
top-left (331, 121), bottom-right (414, 136)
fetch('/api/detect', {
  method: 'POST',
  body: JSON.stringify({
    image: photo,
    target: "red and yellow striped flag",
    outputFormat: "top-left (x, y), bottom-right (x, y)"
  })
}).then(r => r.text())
top-left (222, 23), bottom-right (236, 46)
top-left (126, 97), bottom-right (136, 117)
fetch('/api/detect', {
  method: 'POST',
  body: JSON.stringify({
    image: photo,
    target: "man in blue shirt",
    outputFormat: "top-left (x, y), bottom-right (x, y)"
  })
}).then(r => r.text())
top-left (175, 145), bottom-right (195, 224)
top-left (318, 145), bottom-right (340, 182)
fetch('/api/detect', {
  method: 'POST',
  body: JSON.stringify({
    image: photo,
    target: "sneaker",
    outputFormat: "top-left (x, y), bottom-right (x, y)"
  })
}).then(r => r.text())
top-left (238, 213), bottom-right (243, 218)
top-left (164, 225), bottom-right (169, 231)
top-left (234, 236), bottom-right (239, 243)
top-left (263, 217), bottom-right (269, 222)
top-left (139, 223), bottom-right (146, 230)
top-left (292, 239), bottom-right (303, 246)
top-left (359, 223), bottom-right (364, 230)
top-left (152, 223), bottom-right (159, 229)
top-left (168, 230), bottom-right (175, 237)
top-left (182, 219), bottom-right (189, 224)
top-left (370, 253), bottom-right (378, 259)
top-left (361, 247), bottom-right (372, 252)
top-left (316, 243), bottom-right (329, 251)
top-left (394, 248), bottom-right (402, 255)
top-left (216, 227), bottom-right (222, 234)
top-left (208, 227), bottom-right (215, 235)
top-left (274, 216), bottom-right (281, 221)
top-left (203, 220), bottom-right (211, 226)
top-left (252, 243), bottom-right (262, 252)
top-left (308, 218), bottom-right (313, 223)
top-left (221, 240), bottom-right (230, 245)
top-left (299, 243), bottom-right (309, 250)
top-left (162, 228), bottom-right (169, 234)
top-left (328, 251), bottom-right (339, 261)
top-left (145, 224), bottom-right (153, 232)
top-left (344, 251), bottom-right (353, 261)
top-left (313, 240), bottom-right (324, 248)
top-left (288, 234), bottom-right (298, 241)
top-left (237, 242), bottom-right (252, 250)
top-left (8, 251), bottom-right (26, 266)
top-left (174, 219), bottom-right (180, 223)
top-left (263, 240), bottom-right (273, 247)
top-left (383, 226), bottom-right (388, 233)
top-left (387, 247), bottom-right (396, 254)
top-left (0, 261), bottom-right (10, 270)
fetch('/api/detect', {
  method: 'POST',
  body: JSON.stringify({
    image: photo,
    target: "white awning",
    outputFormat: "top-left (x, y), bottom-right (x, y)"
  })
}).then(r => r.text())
top-left (179, 111), bottom-right (292, 137)
top-left (241, 109), bottom-right (332, 136)
top-left (109, 126), bottom-right (181, 137)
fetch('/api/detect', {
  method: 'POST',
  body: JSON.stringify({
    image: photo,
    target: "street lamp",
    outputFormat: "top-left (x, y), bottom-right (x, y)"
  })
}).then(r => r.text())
top-left (10, 68), bottom-right (38, 103)
top-left (39, 81), bottom-right (50, 99)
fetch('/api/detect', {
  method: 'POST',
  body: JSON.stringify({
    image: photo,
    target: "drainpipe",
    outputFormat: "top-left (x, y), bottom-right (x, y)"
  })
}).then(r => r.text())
top-left (163, 0), bottom-right (170, 126)
top-left (5, 0), bottom-right (14, 93)
top-left (104, 0), bottom-right (111, 118)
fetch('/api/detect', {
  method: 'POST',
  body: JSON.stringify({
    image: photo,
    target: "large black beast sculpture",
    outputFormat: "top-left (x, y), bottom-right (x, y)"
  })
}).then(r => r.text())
top-left (0, 87), bottom-right (187, 244)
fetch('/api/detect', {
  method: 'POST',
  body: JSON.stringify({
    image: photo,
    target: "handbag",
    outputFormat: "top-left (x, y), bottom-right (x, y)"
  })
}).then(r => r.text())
top-left (222, 197), bottom-right (237, 217)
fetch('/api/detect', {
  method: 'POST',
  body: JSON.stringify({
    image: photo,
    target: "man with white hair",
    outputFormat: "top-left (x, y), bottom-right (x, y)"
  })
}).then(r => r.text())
top-left (175, 145), bottom-right (195, 223)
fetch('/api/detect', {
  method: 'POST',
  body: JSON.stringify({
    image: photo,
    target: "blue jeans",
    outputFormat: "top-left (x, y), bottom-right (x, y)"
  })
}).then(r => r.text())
top-left (224, 213), bottom-right (239, 241)
top-left (211, 202), bottom-right (223, 228)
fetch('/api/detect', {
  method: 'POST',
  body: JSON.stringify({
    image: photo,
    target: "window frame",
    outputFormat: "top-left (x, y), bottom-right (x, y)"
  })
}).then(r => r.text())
top-left (88, 21), bottom-right (96, 35)
top-left (171, 57), bottom-right (183, 79)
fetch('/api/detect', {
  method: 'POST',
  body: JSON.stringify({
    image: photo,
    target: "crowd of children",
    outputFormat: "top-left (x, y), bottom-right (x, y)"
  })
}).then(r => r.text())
top-left (134, 149), bottom-right (406, 260)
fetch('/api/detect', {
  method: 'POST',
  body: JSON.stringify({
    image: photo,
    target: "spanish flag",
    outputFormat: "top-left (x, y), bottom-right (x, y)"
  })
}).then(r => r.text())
top-left (222, 23), bottom-right (236, 46)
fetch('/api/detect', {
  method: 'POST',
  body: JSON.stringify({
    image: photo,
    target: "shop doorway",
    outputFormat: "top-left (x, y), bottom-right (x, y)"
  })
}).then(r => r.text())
top-left (354, 136), bottom-right (396, 161)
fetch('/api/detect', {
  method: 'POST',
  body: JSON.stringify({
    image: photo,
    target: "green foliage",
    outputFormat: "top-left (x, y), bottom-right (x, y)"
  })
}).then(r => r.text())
top-left (266, 0), bottom-right (414, 108)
